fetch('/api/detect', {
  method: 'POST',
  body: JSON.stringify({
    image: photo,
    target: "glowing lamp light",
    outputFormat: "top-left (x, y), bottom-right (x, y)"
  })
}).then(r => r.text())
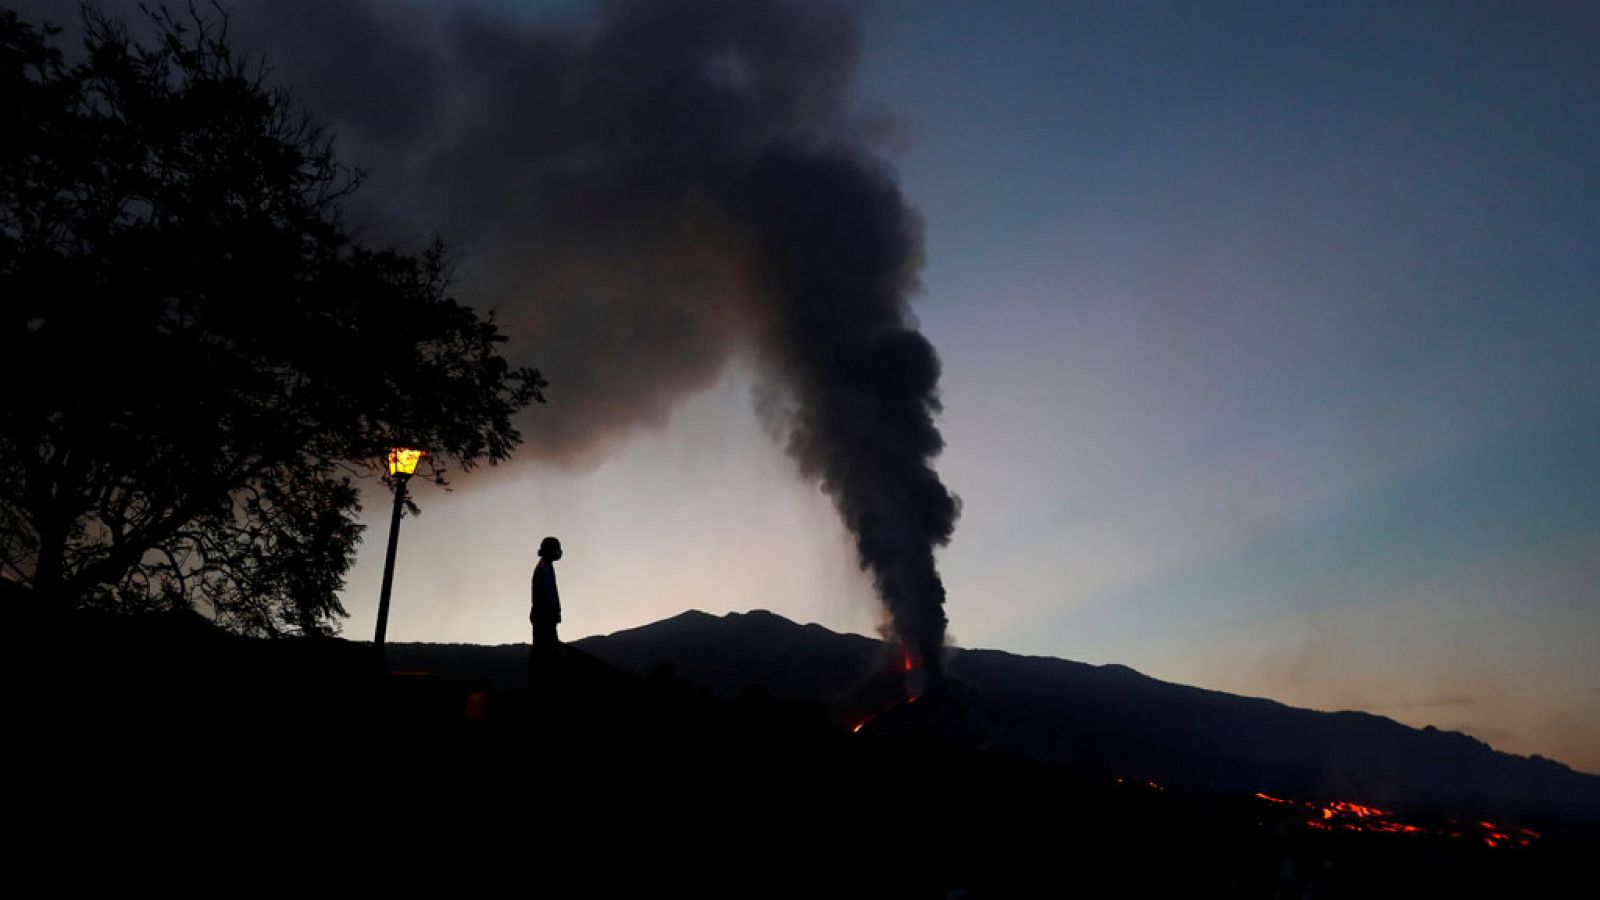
top-left (387, 447), bottom-right (426, 479)
top-left (375, 445), bottom-right (427, 662)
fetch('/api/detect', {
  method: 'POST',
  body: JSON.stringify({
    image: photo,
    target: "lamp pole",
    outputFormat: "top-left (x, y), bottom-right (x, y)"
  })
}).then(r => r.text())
top-left (374, 447), bottom-right (425, 664)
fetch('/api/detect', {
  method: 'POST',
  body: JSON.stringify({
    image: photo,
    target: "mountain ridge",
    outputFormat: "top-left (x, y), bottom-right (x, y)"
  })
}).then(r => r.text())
top-left (381, 607), bottom-right (1599, 820)
top-left (583, 609), bottom-right (1581, 767)
top-left (577, 609), bottom-right (1599, 816)
top-left (395, 606), bottom-right (1589, 779)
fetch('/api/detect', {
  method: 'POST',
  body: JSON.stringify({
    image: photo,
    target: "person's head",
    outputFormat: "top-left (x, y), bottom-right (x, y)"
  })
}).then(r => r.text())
top-left (539, 536), bottom-right (563, 561)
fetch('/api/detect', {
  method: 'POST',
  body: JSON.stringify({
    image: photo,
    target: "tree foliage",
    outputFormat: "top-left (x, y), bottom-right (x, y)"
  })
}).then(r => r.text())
top-left (0, 6), bottom-right (545, 635)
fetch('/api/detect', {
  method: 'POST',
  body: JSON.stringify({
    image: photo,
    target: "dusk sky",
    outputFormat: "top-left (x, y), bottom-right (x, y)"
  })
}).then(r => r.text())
top-left (44, 0), bottom-right (1597, 772)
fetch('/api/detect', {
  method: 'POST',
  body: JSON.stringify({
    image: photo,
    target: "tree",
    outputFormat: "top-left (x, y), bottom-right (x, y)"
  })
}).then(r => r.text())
top-left (0, 7), bottom-right (546, 635)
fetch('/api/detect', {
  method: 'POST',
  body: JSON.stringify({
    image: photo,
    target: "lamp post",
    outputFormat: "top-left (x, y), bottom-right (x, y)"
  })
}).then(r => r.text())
top-left (374, 446), bottom-right (425, 663)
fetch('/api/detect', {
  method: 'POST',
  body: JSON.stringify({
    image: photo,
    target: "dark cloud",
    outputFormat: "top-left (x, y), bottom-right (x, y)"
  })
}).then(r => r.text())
top-left (222, 0), bottom-right (853, 461)
top-left (83, 0), bottom-right (961, 665)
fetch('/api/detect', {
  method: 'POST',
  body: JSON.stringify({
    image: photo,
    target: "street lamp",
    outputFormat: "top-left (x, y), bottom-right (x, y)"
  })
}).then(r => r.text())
top-left (374, 446), bottom-right (426, 662)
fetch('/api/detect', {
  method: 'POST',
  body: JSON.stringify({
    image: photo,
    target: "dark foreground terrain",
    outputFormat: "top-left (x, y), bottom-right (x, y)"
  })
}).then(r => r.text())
top-left (9, 607), bottom-right (1595, 897)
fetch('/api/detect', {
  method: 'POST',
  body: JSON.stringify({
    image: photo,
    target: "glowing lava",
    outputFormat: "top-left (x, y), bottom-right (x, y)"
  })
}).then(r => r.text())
top-left (1249, 792), bottom-right (1540, 847)
top-left (845, 647), bottom-right (926, 733)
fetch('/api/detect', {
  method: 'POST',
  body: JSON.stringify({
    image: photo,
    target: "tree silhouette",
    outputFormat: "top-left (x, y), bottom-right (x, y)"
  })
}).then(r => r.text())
top-left (0, 7), bottom-right (546, 634)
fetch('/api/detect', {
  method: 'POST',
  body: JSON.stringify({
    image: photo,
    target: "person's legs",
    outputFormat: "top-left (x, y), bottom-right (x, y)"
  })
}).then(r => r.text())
top-left (534, 621), bottom-right (547, 688)
top-left (531, 620), bottom-right (559, 684)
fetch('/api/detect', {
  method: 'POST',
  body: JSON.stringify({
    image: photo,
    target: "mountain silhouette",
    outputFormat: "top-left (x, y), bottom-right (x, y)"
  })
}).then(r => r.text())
top-left (13, 603), bottom-right (1597, 893)
top-left (390, 608), bottom-right (1599, 821)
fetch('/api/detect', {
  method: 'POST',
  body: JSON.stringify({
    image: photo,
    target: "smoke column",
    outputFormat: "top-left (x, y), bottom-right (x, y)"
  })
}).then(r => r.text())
top-left (115, 0), bottom-right (962, 663)
top-left (741, 149), bottom-right (959, 672)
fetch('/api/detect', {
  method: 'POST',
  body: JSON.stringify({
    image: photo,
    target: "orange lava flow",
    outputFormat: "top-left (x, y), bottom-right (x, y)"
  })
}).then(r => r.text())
top-left (1250, 790), bottom-right (1538, 847)
top-left (1328, 801), bottom-right (1386, 818)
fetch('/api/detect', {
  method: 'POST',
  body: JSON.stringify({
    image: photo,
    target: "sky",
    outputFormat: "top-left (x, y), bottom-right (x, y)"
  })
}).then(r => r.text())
top-left (37, 0), bottom-right (1597, 772)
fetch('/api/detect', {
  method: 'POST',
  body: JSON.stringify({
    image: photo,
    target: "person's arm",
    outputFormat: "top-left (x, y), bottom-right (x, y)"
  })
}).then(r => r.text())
top-left (550, 568), bottom-right (560, 622)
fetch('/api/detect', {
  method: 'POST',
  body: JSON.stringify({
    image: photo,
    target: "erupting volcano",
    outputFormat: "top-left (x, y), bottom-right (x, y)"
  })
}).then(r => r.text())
top-left (843, 641), bottom-right (987, 747)
top-left (743, 146), bottom-right (961, 681)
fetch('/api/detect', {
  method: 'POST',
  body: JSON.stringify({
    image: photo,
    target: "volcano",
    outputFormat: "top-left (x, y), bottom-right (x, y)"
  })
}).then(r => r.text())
top-left (15, 604), bottom-right (1598, 894)
top-left (379, 609), bottom-right (1600, 822)
top-left (506, 609), bottom-right (1600, 822)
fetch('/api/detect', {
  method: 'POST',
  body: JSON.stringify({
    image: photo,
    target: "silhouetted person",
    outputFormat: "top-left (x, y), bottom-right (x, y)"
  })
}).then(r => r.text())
top-left (529, 536), bottom-right (563, 684)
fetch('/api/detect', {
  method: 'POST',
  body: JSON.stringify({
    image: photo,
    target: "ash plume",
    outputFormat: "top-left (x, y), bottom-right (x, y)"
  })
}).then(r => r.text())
top-left (739, 147), bottom-right (959, 673)
top-left (81, 0), bottom-right (961, 663)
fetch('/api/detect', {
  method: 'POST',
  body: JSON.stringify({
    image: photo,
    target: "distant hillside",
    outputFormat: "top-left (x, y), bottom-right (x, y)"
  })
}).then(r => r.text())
top-left (14, 605), bottom-right (1596, 894)
top-left (385, 609), bottom-right (1600, 820)
top-left (551, 609), bottom-right (1597, 821)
